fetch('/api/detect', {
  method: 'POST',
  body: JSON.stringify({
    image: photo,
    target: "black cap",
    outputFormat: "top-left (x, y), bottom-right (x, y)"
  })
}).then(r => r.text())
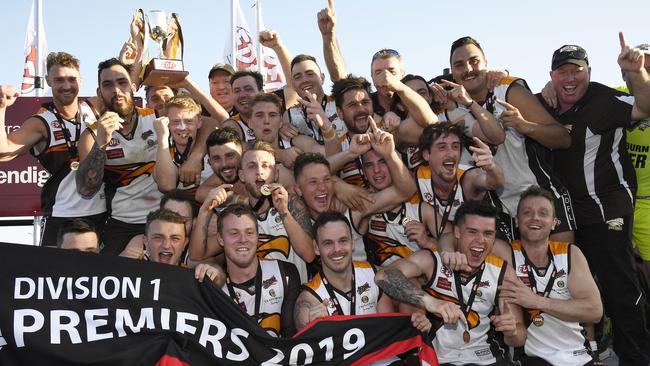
top-left (551, 45), bottom-right (589, 70)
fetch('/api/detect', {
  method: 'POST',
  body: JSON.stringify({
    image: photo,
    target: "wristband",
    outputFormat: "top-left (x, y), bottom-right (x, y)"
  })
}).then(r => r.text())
top-left (465, 100), bottom-right (475, 108)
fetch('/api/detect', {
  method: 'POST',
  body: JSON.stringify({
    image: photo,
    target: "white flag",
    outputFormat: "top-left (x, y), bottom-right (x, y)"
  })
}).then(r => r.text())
top-left (223, 0), bottom-right (258, 71)
top-left (257, 9), bottom-right (285, 91)
top-left (21, 0), bottom-right (48, 96)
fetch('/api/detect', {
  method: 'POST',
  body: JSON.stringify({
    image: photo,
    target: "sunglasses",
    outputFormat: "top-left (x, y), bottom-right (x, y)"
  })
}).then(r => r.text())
top-left (554, 47), bottom-right (587, 62)
top-left (372, 48), bottom-right (401, 61)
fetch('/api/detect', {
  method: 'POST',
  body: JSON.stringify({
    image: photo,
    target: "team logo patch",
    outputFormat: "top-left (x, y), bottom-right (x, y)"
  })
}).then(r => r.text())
top-left (477, 280), bottom-right (490, 288)
top-left (141, 130), bottom-right (154, 140)
top-left (453, 199), bottom-right (460, 207)
top-left (441, 266), bottom-right (453, 278)
top-left (146, 139), bottom-right (156, 148)
top-left (357, 282), bottom-right (371, 295)
top-left (106, 148), bottom-right (125, 159)
top-left (436, 277), bottom-right (452, 291)
top-left (518, 264), bottom-right (529, 274)
top-left (51, 121), bottom-right (61, 129)
top-left (606, 218), bottom-right (624, 231)
top-left (556, 280), bottom-right (565, 288)
top-left (262, 276), bottom-right (277, 289)
top-left (556, 269), bottom-right (566, 278)
top-left (361, 295), bottom-right (369, 304)
top-left (424, 193), bottom-right (433, 202)
top-left (108, 138), bottom-right (120, 147)
top-left (370, 219), bottom-right (387, 232)
top-left (476, 289), bottom-right (482, 298)
top-left (275, 215), bottom-right (282, 224)
top-left (269, 289), bottom-right (277, 298)
top-left (247, 129), bottom-right (256, 138)
top-left (53, 130), bottom-right (65, 141)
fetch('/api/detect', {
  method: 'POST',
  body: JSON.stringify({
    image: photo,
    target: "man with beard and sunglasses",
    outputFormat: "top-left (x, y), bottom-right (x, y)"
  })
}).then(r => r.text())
top-left (76, 58), bottom-right (163, 255)
top-left (0, 52), bottom-right (106, 246)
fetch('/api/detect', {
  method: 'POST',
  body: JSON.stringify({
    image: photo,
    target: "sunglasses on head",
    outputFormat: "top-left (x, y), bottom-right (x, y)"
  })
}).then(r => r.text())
top-left (372, 49), bottom-right (401, 61)
top-left (555, 47), bottom-right (587, 62)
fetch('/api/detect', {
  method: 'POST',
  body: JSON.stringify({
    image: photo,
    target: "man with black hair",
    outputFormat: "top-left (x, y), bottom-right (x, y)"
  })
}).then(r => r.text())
top-left (57, 218), bottom-right (100, 253)
top-left (196, 127), bottom-right (246, 202)
top-left (76, 58), bottom-right (162, 255)
top-left (221, 71), bottom-right (264, 142)
top-left (283, 54), bottom-right (348, 142)
top-left (376, 200), bottom-right (526, 365)
top-left (446, 36), bottom-right (574, 243)
top-left (292, 118), bottom-right (416, 262)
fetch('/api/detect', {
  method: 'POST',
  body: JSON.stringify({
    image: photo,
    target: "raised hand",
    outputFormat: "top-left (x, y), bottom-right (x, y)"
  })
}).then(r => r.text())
top-left (496, 98), bottom-right (527, 133)
top-left (374, 70), bottom-right (403, 93)
top-left (96, 111), bottom-right (123, 148)
top-left (317, 0), bottom-right (337, 36)
top-left (0, 85), bottom-right (19, 109)
top-left (153, 116), bottom-right (170, 140)
top-left (440, 80), bottom-right (473, 107)
top-left (203, 184), bottom-right (234, 211)
top-left (259, 29), bottom-right (282, 49)
top-left (269, 183), bottom-right (290, 215)
top-left (618, 31), bottom-right (645, 73)
top-left (441, 251), bottom-right (473, 272)
top-left (468, 137), bottom-right (495, 171)
top-left (297, 92), bottom-right (328, 128)
top-left (490, 301), bottom-right (518, 337)
top-left (368, 116), bottom-right (395, 157)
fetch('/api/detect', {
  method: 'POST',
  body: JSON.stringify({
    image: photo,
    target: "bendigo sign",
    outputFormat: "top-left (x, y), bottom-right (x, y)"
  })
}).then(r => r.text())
top-left (0, 244), bottom-right (439, 365)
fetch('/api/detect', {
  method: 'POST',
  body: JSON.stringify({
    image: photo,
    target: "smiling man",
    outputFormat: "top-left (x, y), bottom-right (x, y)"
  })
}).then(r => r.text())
top-left (0, 52), bottom-right (106, 246)
top-left (76, 58), bottom-right (163, 255)
top-left (153, 96), bottom-right (212, 195)
top-left (375, 200), bottom-right (526, 365)
top-left (540, 34), bottom-right (650, 365)
top-left (447, 36), bottom-right (573, 243)
top-left (499, 186), bottom-right (602, 365)
top-left (215, 203), bottom-right (300, 337)
top-left (221, 71), bottom-right (263, 142)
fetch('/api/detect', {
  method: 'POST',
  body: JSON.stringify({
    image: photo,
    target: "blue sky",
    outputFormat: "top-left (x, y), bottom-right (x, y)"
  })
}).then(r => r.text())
top-left (2, 0), bottom-right (649, 98)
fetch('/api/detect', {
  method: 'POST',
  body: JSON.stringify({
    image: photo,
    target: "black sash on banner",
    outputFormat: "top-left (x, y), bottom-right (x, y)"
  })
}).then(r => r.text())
top-left (0, 243), bottom-right (439, 365)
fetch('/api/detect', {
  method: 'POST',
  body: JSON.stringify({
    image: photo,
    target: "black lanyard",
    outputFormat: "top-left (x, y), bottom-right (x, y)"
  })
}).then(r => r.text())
top-left (453, 262), bottom-right (485, 324)
top-left (522, 248), bottom-right (557, 298)
top-left (250, 195), bottom-right (272, 219)
top-left (383, 203), bottom-right (405, 223)
top-left (170, 136), bottom-right (193, 165)
top-left (45, 102), bottom-right (81, 159)
top-left (320, 269), bottom-right (356, 316)
top-left (432, 179), bottom-right (458, 237)
top-left (225, 262), bottom-right (263, 321)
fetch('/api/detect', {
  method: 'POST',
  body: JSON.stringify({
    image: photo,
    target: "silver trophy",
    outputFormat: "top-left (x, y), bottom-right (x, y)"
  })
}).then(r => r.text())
top-left (142, 10), bottom-right (187, 86)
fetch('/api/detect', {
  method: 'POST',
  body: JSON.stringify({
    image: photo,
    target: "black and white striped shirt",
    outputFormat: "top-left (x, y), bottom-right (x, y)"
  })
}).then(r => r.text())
top-left (542, 82), bottom-right (637, 226)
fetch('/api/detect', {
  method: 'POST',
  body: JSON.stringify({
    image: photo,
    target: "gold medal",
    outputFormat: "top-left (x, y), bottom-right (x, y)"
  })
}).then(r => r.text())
top-left (532, 314), bottom-right (544, 327)
top-left (70, 161), bottom-right (80, 171)
top-left (260, 184), bottom-right (272, 196)
top-left (401, 216), bottom-right (413, 226)
top-left (462, 330), bottom-right (470, 343)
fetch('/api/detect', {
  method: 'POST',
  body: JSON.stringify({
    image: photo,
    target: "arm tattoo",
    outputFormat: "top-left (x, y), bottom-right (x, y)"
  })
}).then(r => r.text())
top-left (288, 195), bottom-right (313, 239)
top-left (76, 143), bottom-right (106, 198)
top-left (376, 268), bottom-right (425, 307)
top-left (294, 299), bottom-right (314, 330)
